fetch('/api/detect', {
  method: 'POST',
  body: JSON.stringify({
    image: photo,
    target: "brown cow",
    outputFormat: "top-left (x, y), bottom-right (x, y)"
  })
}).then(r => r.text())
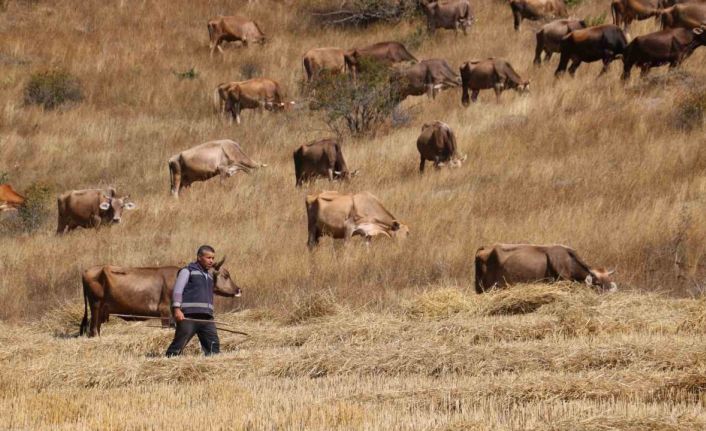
top-left (80, 259), bottom-right (242, 337)
top-left (660, 3), bottom-right (706, 28)
top-left (534, 19), bottom-right (587, 64)
top-left (344, 41), bottom-right (418, 79)
top-left (392, 59), bottom-right (461, 100)
top-left (474, 243), bottom-right (617, 293)
top-left (622, 25), bottom-right (706, 79)
top-left (459, 58), bottom-right (529, 105)
top-left (57, 188), bottom-right (136, 234)
top-left (0, 184), bottom-right (25, 212)
top-left (659, 0), bottom-right (706, 7)
top-left (555, 24), bottom-right (629, 77)
top-left (420, 0), bottom-right (474, 34)
top-left (303, 47), bottom-right (346, 81)
top-left (169, 140), bottom-right (264, 197)
top-left (305, 191), bottom-right (409, 248)
top-left (214, 78), bottom-right (294, 124)
top-left (510, 0), bottom-right (568, 31)
top-left (611, 0), bottom-right (661, 32)
top-left (293, 138), bottom-right (357, 187)
top-left (416, 121), bottom-right (467, 173)
top-left (208, 15), bottom-right (266, 56)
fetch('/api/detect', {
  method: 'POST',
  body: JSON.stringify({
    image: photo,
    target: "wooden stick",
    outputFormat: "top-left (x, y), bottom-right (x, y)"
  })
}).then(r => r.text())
top-left (145, 325), bottom-right (249, 337)
top-left (110, 313), bottom-right (235, 327)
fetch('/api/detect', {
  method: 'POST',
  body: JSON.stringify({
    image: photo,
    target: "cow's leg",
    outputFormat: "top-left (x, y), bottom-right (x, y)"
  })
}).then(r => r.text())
top-left (419, 155), bottom-right (426, 173)
top-left (621, 60), bottom-right (633, 81)
top-left (513, 9), bottom-right (522, 31)
top-left (555, 52), bottom-right (570, 77)
top-left (89, 301), bottom-right (100, 337)
top-left (568, 60), bottom-right (581, 77)
top-left (599, 55), bottom-right (613, 76)
top-left (471, 90), bottom-right (479, 103)
top-left (534, 32), bottom-right (544, 65)
top-left (433, 155), bottom-right (442, 169)
top-left (544, 51), bottom-right (552, 63)
top-left (639, 65), bottom-right (651, 77)
top-left (327, 168), bottom-right (334, 182)
top-left (56, 218), bottom-right (67, 235)
top-left (494, 85), bottom-right (503, 103)
top-left (233, 103), bottom-right (241, 125)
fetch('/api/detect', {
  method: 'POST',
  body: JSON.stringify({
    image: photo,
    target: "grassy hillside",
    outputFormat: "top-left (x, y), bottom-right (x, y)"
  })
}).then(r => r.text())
top-left (0, 0), bottom-right (704, 428)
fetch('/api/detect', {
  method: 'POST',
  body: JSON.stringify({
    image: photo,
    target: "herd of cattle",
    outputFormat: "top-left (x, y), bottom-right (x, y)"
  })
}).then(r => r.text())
top-left (12, 0), bottom-right (702, 336)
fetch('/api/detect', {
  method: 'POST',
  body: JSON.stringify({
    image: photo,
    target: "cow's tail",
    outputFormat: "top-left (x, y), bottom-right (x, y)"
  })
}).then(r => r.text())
top-left (303, 56), bottom-right (313, 82)
top-left (213, 84), bottom-right (224, 113)
top-left (293, 147), bottom-right (303, 186)
top-left (79, 274), bottom-right (89, 336)
top-left (333, 141), bottom-right (349, 175)
top-left (446, 125), bottom-right (458, 158)
top-left (474, 249), bottom-right (485, 294)
top-left (611, 1), bottom-right (621, 27)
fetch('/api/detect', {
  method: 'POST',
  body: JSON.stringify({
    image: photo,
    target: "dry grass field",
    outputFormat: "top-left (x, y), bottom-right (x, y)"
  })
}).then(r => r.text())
top-left (0, 0), bottom-right (705, 428)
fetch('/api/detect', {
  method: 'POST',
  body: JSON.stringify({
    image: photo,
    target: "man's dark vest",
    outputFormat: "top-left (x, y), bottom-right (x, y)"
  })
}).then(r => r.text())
top-left (180, 262), bottom-right (214, 315)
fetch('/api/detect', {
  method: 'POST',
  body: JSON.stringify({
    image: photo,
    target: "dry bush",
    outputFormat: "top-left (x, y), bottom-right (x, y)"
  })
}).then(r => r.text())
top-left (309, 0), bottom-right (419, 27)
top-left (481, 283), bottom-right (596, 316)
top-left (674, 86), bottom-right (706, 131)
top-left (23, 69), bottom-right (82, 110)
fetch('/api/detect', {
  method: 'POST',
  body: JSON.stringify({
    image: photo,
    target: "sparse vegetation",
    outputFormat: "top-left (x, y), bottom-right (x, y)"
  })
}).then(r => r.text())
top-left (23, 69), bottom-right (82, 110)
top-left (674, 86), bottom-right (706, 130)
top-left (172, 67), bottom-right (198, 80)
top-left (307, 58), bottom-right (402, 135)
top-left (17, 182), bottom-right (51, 232)
top-left (310, 0), bottom-right (419, 27)
top-left (584, 13), bottom-right (607, 26)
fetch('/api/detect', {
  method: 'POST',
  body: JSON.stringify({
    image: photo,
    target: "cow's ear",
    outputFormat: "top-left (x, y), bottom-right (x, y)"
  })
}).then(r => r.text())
top-left (124, 202), bottom-right (136, 210)
top-left (214, 256), bottom-right (226, 270)
top-left (99, 202), bottom-right (111, 211)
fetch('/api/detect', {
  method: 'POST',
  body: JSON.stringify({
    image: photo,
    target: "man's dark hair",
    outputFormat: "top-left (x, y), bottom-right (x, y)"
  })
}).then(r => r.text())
top-left (197, 245), bottom-right (215, 256)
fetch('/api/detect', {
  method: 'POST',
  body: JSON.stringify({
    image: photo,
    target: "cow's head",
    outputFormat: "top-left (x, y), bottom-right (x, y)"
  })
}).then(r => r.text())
top-left (516, 80), bottom-right (530, 95)
top-left (390, 220), bottom-right (410, 239)
top-left (692, 25), bottom-right (706, 44)
top-left (585, 267), bottom-right (617, 292)
top-left (419, 0), bottom-right (439, 20)
top-left (449, 154), bottom-right (468, 169)
top-left (98, 189), bottom-right (136, 224)
top-left (211, 257), bottom-right (243, 297)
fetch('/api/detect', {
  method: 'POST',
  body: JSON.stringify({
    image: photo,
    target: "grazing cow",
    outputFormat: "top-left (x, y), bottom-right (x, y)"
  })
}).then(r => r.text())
top-left (305, 191), bottom-right (409, 248)
top-left (214, 78), bottom-right (294, 124)
top-left (622, 25), bottom-right (706, 79)
top-left (420, 0), bottom-right (474, 34)
top-left (660, 3), bottom-right (706, 28)
top-left (0, 184), bottom-right (25, 212)
top-left (459, 58), bottom-right (529, 105)
top-left (534, 19), bottom-right (587, 64)
top-left (416, 121), bottom-right (467, 173)
top-left (168, 140), bottom-right (263, 197)
top-left (474, 243), bottom-right (617, 293)
top-left (555, 24), bottom-right (629, 77)
top-left (56, 188), bottom-right (136, 234)
top-left (302, 47), bottom-right (346, 81)
top-left (293, 138), bottom-right (357, 187)
top-left (510, 0), bottom-right (568, 31)
top-left (344, 41), bottom-right (418, 79)
top-left (80, 259), bottom-right (242, 337)
top-left (392, 59), bottom-right (461, 100)
top-left (611, 0), bottom-right (661, 31)
top-left (208, 15), bottom-right (266, 56)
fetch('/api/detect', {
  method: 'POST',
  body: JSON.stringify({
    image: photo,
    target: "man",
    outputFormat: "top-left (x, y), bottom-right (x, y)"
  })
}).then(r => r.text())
top-left (165, 245), bottom-right (221, 357)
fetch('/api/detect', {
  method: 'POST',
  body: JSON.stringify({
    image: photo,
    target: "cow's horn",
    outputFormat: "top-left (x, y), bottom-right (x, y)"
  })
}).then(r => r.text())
top-left (607, 268), bottom-right (616, 276)
top-left (694, 27), bottom-right (704, 35)
top-left (214, 256), bottom-right (226, 270)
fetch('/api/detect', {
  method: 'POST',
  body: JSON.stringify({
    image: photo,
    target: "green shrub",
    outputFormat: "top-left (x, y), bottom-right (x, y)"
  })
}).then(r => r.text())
top-left (18, 183), bottom-right (52, 232)
top-left (584, 13), bottom-right (607, 27)
top-left (0, 172), bottom-right (8, 184)
top-left (240, 62), bottom-right (262, 80)
top-left (306, 58), bottom-right (402, 136)
top-left (172, 67), bottom-right (198, 80)
top-left (24, 69), bottom-right (82, 110)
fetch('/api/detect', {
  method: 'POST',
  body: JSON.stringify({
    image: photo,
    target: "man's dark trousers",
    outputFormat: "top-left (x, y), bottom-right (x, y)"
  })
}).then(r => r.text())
top-left (165, 314), bottom-right (220, 357)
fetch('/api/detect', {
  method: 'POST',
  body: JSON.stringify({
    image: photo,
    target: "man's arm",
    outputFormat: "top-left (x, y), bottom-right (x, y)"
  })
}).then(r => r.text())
top-left (172, 268), bottom-right (189, 322)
